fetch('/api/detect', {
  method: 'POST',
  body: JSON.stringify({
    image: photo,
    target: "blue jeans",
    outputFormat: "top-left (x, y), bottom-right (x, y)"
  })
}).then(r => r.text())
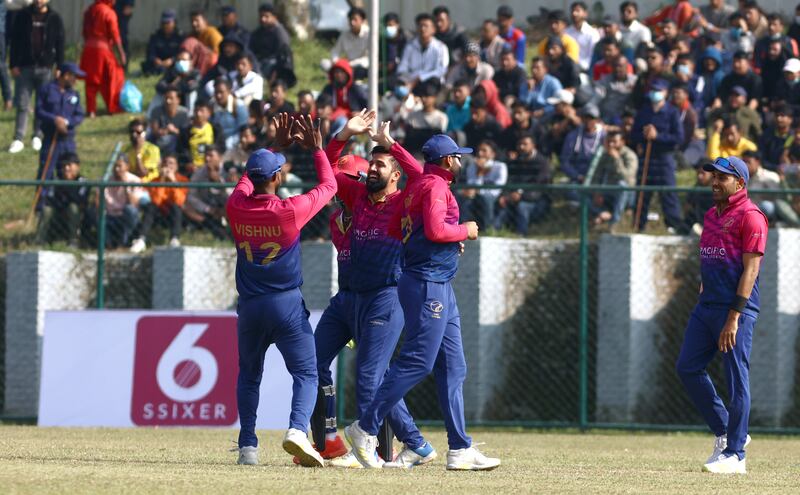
top-left (106, 204), bottom-right (140, 247)
top-left (676, 305), bottom-right (756, 459)
top-left (495, 198), bottom-right (550, 234)
top-left (237, 289), bottom-right (317, 448)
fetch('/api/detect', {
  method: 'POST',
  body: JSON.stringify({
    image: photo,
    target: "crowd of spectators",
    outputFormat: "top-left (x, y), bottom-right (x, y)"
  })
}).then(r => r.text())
top-left (10, 1), bottom-right (800, 251)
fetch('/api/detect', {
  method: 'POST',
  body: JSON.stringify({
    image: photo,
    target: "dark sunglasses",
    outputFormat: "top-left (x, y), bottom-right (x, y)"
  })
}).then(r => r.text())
top-left (713, 157), bottom-right (740, 178)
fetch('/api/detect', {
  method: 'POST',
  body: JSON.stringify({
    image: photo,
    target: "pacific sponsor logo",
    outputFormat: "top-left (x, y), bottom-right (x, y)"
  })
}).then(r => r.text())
top-left (353, 228), bottom-right (382, 240)
top-left (700, 246), bottom-right (727, 260)
top-left (131, 316), bottom-right (238, 426)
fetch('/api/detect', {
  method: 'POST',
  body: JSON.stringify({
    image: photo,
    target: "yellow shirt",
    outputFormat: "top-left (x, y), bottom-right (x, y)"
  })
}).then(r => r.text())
top-left (124, 141), bottom-right (161, 182)
top-left (706, 132), bottom-right (757, 160)
top-left (537, 33), bottom-right (581, 64)
top-left (198, 27), bottom-right (223, 54)
top-left (189, 123), bottom-right (215, 166)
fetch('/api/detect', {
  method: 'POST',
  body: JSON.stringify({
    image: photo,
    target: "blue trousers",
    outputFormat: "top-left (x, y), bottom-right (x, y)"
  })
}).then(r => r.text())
top-left (360, 275), bottom-right (471, 450)
top-left (315, 290), bottom-right (357, 435)
top-left (636, 158), bottom-right (683, 231)
top-left (236, 289), bottom-right (318, 448)
top-left (354, 287), bottom-right (424, 448)
top-left (676, 305), bottom-right (755, 459)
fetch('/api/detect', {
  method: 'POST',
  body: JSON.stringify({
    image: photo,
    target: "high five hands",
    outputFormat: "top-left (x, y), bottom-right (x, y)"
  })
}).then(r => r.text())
top-left (338, 109), bottom-right (377, 141)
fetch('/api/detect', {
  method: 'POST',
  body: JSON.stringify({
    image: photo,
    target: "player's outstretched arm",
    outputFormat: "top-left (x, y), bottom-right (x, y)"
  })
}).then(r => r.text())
top-left (421, 180), bottom-right (471, 243)
top-left (325, 109), bottom-right (377, 165)
top-left (370, 121), bottom-right (424, 181)
top-left (289, 115), bottom-right (338, 229)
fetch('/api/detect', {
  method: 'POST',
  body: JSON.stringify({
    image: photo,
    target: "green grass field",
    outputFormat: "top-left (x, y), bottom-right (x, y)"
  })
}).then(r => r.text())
top-left (1, 427), bottom-right (799, 493)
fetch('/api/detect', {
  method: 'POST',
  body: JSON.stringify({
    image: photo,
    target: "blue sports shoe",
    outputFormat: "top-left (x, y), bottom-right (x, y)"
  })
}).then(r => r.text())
top-left (383, 442), bottom-right (438, 468)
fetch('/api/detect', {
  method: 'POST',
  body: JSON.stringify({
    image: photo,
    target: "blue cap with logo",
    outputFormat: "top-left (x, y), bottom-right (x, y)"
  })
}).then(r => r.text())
top-left (59, 62), bottom-right (86, 78)
top-left (422, 135), bottom-right (472, 162)
top-left (703, 156), bottom-right (749, 185)
top-left (246, 149), bottom-right (286, 183)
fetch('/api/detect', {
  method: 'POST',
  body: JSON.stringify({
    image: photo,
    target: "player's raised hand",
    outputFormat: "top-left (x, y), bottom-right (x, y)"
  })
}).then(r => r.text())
top-left (293, 115), bottom-right (323, 151)
top-left (272, 113), bottom-right (296, 150)
top-left (340, 109), bottom-right (377, 140)
top-left (463, 221), bottom-right (479, 240)
top-left (369, 121), bottom-right (395, 149)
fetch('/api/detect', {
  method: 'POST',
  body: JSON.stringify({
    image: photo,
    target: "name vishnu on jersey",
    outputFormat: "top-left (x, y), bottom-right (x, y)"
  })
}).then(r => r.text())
top-left (233, 223), bottom-right (282, 238)
top-left (700, 245), bottom-right (728, 260)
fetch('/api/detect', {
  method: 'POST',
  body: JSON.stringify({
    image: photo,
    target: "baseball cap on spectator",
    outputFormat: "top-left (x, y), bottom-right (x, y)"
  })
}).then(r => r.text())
top-left (259, 3), bottom-right (275, 14)
top-left (465, 42), bottom-right (481, 56)
top-left (548, 10), bottom-right (569, 23)
top-left (784, 58), bottom-right (800, 73)
top-left (731, 85), bottom-right (748, 97)
top-left (497, 5), bottom-right (513, 19)
top-left (422, 135), bottom-right (473, 162)
top-left (546, 88), bottom-right (575, 105)
top-left (246, 148), bottom-right (286, 183)
top-left (161, 9), bottom-right (177, 23)
top-left (703, 156), bottom-right (750, 185)
top-left (221, 5), bottom-right (236, 15)
top-left (337, 155), bottom-right (369, 179)
top-left (580, 104), bottom-right (600, 119)
top-left (59, 62), bottom-right (86, 78)
top-left (650, 78), bottom-right (670, 91)
top-left (601, 15), bottom-right (616, 27)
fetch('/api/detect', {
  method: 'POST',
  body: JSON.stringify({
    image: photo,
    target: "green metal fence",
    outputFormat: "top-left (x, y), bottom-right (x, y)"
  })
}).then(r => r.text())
top-left (1, 173), bottom-right (800, 434)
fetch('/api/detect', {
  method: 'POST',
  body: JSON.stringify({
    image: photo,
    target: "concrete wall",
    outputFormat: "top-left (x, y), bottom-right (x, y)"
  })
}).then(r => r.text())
top-left (57, 1), bottom-right (790, 45)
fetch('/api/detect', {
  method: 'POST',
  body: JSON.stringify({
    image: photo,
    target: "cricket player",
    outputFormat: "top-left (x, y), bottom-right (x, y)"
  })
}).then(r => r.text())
top-left (345, 134), bottom-right (501, 471)
top-left (676, 155), bottom-right (767, 474)
top-left (303, 111), bottom-right (435, 469)
top-left (226, 114), bottom-right (336, 467)
top-left (299, 153), bottom-right (368, 464)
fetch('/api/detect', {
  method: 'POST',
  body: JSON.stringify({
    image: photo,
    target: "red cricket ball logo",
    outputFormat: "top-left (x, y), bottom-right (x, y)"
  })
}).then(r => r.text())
top-left (131, 316), bottom-right (238, 426)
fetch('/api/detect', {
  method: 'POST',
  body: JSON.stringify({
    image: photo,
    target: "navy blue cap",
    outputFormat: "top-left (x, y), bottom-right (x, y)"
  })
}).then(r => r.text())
top-left (703, 156), bottom-right (750, 185)
top-left (246, 149), bottom-right (286, 182)
top-left (650, 78), bottom-right (670, 91)
top-left (221, 5), bottom-right (236, 15)
top-left (422, 135), bottom-right (472, 162)
top-left (161, 9), bottom-right (177, 22)
top-left (59, 62), bottom-right (85, 78)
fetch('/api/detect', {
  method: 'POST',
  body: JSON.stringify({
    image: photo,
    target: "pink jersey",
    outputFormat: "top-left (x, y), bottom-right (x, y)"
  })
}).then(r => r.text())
top-left (330, 207), bottom-right (353, 290)
top-left (226, 150), bottom-right (337, 298)
top-left (699, 188), bottom-right (768, 316)
top-left (324, 138), bottom-right (423, 292)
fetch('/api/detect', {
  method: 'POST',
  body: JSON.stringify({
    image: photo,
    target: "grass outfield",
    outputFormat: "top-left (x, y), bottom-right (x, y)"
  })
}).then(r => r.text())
top-left (1, 427), bottom-right (799, 493)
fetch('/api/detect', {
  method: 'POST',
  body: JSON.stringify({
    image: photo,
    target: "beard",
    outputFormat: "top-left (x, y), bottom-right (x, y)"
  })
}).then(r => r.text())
top-left (366, 175), bottom-right (388, 193)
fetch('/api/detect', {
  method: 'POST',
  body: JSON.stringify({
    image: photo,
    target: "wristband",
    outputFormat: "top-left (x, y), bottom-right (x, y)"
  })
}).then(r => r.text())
top-left (730, 295), bottom-right (747, 313)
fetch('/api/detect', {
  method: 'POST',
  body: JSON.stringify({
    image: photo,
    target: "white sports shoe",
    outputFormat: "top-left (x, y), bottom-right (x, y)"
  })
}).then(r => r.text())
top-left (344, 421), bottom-right (382, 468)
top-left (236, 445), bottom-right (258, 465)
top-left (328, 451), bottom-right (364, 469)
top-left (282, 428), bottom-right (324, 468)
top-left (706, 434), bottom-right (751, 464)
top-left (703, 453), bottom-right (746, 474)
top-left (130, 237), bottom-right (146, 253)
top-left (32, 136), bottom-right (42, 151)
top-left (169, 236), bottom-right (181, 248)
top-left (384, 442), bottom-right (437, 469)
top-left (446, 446), bottom-right (501, 471)
top-left (8, 139), bottom-right (23, 153)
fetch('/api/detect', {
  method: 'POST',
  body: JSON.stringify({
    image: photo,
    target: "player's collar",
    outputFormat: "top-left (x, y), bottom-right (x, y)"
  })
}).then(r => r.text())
top-left (424, 163), bottom-right (454, 183)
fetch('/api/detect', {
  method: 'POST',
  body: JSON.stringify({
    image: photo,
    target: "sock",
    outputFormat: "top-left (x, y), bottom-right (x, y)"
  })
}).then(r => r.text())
top-left (326, 432), bottom-right (337, 442)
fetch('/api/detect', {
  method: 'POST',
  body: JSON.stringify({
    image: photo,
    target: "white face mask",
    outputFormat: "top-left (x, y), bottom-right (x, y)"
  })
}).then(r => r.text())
top-left (385, 25), bottom-right (398, 38)
top-left (176, 60), bottom-right (191, 74)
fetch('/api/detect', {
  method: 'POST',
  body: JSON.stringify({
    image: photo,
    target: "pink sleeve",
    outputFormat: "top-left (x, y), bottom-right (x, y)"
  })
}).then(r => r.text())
top-left (741, 211), bottom-right (768, 255)
top-left (325, 137), bottom-right (347, 169)
top-left (421, 181), bottom-right (468, 243)
top-left (286, 150), bottom-right (338, 229)
top-left (389, 142), bottom-right (424, 182)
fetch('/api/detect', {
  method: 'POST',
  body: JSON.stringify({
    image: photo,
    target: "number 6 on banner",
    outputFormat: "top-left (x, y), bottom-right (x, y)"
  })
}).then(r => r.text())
top-left (156, 324), bottom-right (219, 402)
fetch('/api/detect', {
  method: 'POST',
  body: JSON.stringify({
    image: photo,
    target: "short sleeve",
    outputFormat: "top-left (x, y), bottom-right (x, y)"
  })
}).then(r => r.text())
top-left (741, 211), bottom-right (768, 255)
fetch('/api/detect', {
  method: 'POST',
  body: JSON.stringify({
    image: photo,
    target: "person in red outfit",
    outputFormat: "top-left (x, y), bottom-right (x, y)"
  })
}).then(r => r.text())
top-left (79, 0), bottom-right (126, 116)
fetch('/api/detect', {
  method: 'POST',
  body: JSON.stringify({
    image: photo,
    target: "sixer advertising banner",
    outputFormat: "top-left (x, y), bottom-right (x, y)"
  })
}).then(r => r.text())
top-left (38, 310), bottom-right (328, 428)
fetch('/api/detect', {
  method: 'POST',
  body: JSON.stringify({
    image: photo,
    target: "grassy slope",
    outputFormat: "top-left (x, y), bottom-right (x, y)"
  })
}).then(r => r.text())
top-left (0, 427), bottom-right (798, 494)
